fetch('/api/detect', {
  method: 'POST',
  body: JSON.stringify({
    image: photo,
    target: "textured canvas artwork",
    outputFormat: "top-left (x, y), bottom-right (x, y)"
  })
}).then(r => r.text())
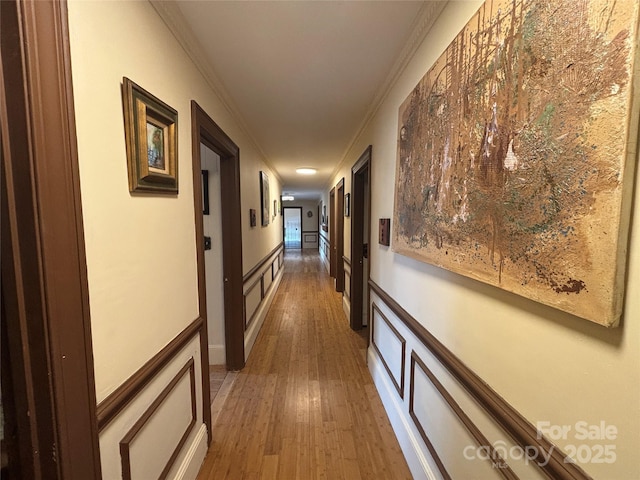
top-left (393, 0), bottom-right (639, 326)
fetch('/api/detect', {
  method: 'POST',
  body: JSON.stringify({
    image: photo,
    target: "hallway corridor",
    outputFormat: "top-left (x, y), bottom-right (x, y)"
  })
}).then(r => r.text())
top-left (197, 250), bottom-right (412, 479)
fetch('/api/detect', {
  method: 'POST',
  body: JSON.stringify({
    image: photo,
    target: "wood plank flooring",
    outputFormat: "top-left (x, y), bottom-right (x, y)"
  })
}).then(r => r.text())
top-left (197, 249), bottom-right (412, 480)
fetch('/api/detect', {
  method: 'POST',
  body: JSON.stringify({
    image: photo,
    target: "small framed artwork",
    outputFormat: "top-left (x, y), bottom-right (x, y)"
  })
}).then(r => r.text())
top-left (273, 199), bottom-right (277, 219)
top-left (122, 77), bottom-right (178, 194)
top-left (379, 218), bottom-right (391, 246)
top-left (344, 193), bottom-right (351, 217)
top-left (260, 171), bottom-right (270, 226)
top-left (202, 170), bottom-right (209, 215)
top-left (250, 209), bottom-right (257, 227)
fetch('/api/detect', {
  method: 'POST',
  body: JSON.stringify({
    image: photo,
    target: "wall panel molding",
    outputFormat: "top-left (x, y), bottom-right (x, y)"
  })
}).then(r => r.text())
top-left (97, 317), bottom-right (203, 431)
top-left (371, 303), bottom-right (405, 398)
top-left (409, 351), bottom-right (517, 479)
top-left (369, 280), bottom-right (592, 480)
top-left (119, 358), bottom-right (197, 480)
top-left (243, 245), bottom-right (284, 330)
top-left (343, 262), bottom-right (351, 302)
top-left (243, 243), bottom-right (284, 283)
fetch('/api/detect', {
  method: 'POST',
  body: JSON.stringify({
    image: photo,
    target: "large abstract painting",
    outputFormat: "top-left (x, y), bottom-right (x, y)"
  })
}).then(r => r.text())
top-left (393, 0), bottom-right (639, 326)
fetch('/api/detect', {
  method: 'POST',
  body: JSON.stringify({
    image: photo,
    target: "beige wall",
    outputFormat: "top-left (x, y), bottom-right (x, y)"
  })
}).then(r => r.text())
top-left (330, 1), bottom-right (640, 477)
top-left (68, 0), bottom-right (282, 475)
top-left (68, 0), bottom-right (281, 402)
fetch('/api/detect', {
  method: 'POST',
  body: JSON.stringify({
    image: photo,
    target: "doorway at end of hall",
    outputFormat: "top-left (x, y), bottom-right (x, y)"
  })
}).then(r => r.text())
top-left (283, 207), bottom-right (302, 249)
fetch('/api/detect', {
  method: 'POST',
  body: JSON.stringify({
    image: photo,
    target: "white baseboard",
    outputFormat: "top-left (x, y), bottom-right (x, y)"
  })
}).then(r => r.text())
top-left (172, 423), bottom-right (208, 480)
top-left (244, 268), bottom-right (283, 361)
top-left (208, 345), bottom-right (225, 365)
top-left (368, 348), bottom-right (439, 480)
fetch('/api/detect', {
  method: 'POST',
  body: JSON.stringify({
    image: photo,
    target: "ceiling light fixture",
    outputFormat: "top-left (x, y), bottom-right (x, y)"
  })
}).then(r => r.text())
top-left (282, 195), bottom-right (295, 201)
top-left (296, 168), bottom-right (317, 175)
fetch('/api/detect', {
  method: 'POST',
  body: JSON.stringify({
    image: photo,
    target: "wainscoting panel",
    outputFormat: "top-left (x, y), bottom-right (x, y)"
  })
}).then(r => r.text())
top-left (371, 303), bottom-right (405, 399)
top-left (319, 233), bottom-right (330, 272)
top-left (410, 352), bottom-right (513, 480)
top-left (243, 278), bottom-right (262, 330)
top-left (409, 342), bottom-right (547, 480)
top-left (98, 334), bottom-right (205, 480)
top-left (368, 282), bottom-right (590, 480)
top-left (263, 267), bottom-right (273, 295)
top-left (343, 257), bottom-right (351, 301)
top-left (342, 256), bottom-right (352, 319)
top-left (243, 245), bottom-right (285, 360)
top-left (303, 231), bottom-right (318, 249)
top-left (120, 359), bottom-right (196, 480)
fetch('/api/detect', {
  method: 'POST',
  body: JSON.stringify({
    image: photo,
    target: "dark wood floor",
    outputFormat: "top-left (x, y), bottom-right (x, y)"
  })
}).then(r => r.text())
top-left (197, 249), bottom-right (412, 479)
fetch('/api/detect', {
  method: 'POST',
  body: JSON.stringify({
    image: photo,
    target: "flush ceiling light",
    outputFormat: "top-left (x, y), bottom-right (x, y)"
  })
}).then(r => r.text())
top-left (296, 168), bottom-right (317, 175)
top-left (282, 195), bottom-right (295, 201)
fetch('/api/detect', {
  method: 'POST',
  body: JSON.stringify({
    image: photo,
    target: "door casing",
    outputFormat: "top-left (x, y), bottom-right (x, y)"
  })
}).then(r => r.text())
top-left (349, 146), bottom-right (372, 331)
top-left (191, 102), bottom-right (245, 378)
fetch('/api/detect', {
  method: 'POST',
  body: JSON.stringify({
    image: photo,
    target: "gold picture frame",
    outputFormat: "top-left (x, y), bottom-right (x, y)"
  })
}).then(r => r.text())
top-left (122, 77), bottom-right (178, 194)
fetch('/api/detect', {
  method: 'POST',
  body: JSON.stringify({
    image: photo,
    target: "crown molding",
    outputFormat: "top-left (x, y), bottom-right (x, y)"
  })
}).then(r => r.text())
top-left (149, 0), bottom-right (283, 183)
top-left (331, 1), bottom-right (447, 183)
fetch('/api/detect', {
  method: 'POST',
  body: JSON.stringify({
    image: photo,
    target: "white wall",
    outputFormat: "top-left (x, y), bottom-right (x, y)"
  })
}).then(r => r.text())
top-left (329, 1), bottom-right (640, 477)
top-left (67, 0), bottom-right (282, 475)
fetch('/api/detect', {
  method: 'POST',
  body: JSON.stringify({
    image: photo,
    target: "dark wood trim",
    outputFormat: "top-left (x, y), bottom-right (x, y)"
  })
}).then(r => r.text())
top-left (410, 351), bottom-right (518, 479)
top-left (243, 252), bottom-right (283, 330)
top-left (120, 358), bottom-right (196, 480)
top-left (335, 178), bottom-right (345, 292)
top-left (243, 276), bottom-right (262, 328)
top-left (1, 1), bottom-right (101, 477)
top-left (329, 187), bottom-right (337, 278)
top-left (192, 101), bottom-right (244, 377)
top-left (243, 243), bottom-right (284, 283)
top-left (282, 206), bottom-right (303, 249)
top-left (371, 304), bottom-right (405, 399)
top-left (369, 280), bottom-right (592, 480)
top-left (97, 317), bottom-right (203, 431)
top-left (408, 357), bottom-right (452, 480)
top-left (350, 145), bottom-right (372, 330)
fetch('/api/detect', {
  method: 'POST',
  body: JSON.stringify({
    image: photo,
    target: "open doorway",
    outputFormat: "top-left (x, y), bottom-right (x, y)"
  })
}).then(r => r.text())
top-left (191, 101), bottom-right (244, 378)
top-left (350, 146), bottom-right (372, 331)
top-left (283, 207), bottom-right (303, 249)
top-left (200, 145), bottom-right (226, 366)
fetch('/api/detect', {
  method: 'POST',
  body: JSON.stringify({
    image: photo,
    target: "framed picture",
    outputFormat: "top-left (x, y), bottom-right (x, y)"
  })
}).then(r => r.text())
top-left (260, 171), bottom-right (270, 226)
top-left (273, 199), bottom-right (277, 219)
top-left (122, 77), bottom-right (178, 194)
top-left (249, 209), bottom-right (257, 227)
top-left (392, 0), bottom-right (639, 326)
top-left (202, 170), bottom-right (209, 215)
top-left (344, 193), bottom-right (351, 217)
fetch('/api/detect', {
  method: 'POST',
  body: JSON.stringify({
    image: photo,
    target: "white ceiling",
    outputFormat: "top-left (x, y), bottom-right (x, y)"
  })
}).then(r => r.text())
top-left (155, 1), bottom-right (442, 200)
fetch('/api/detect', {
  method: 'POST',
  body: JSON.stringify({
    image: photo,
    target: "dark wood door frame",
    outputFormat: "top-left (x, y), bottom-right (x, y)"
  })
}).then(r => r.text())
top-left (1, 1), bottom-right (101, 478)
top-left (283, 206), bottom-right (303, 248)
top-left (335, 178), bottom-right (345, 292)
top-left (329, 187), bottom-right (336, 277)
top-left (191, 102), bottom-right (245, 379)
top-left (350, 146), bottom-right (372, 331)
